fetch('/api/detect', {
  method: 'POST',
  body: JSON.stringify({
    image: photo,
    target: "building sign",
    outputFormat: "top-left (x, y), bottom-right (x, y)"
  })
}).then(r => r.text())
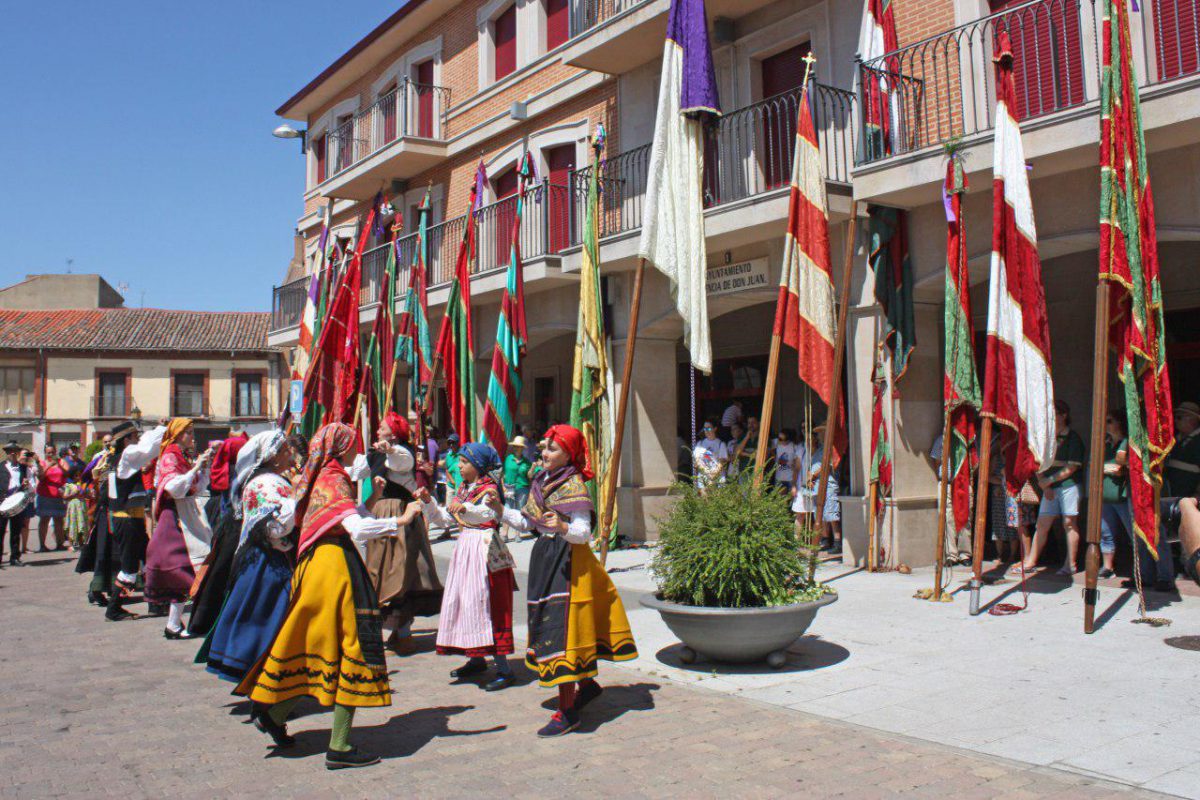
top-left (706, 258), bottom-right (769, 298)
top-left (289, 380), bottom-right (304, 415)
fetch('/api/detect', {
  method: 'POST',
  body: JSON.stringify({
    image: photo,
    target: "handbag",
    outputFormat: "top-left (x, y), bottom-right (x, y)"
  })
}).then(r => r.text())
top-left (486, 530), bottom-right (515, 573)
top-left (1018, 481), bottom-right (1039, 506)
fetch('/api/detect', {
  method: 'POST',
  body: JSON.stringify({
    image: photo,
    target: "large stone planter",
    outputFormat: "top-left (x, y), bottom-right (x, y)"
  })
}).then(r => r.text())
top-left (641, 592), bottom-right (838, 668)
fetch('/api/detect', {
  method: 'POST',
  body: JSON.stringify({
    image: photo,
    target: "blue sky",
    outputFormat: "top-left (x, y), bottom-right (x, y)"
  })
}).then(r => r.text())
top-left (0, 1), bottom-right (401, 312)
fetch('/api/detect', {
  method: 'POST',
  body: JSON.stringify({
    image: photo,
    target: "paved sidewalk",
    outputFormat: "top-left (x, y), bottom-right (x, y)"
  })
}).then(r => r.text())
top-left (0, 549), bottom-right (1167, 799)
top-left (431, 536), bottom-right (1200, 798)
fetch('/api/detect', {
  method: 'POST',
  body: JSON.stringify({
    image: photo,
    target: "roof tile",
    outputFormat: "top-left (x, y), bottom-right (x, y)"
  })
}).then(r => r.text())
top-left (0, 308), bottom-right (273, 352)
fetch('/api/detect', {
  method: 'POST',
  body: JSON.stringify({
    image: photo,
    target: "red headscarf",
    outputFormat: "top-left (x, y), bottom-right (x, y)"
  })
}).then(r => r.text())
top-left (382, 411), bottom-right (410, 444)
top-left (544, 424), bottom-right (593, 481)
top-left (209, 432), bottom-right (249, 492)
top-left (293, 422), bottom-right (356, 525)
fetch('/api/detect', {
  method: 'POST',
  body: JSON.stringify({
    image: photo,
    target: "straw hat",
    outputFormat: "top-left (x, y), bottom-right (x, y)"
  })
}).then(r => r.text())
top-left (1177, 401), bottom-right (1200, 419)
top-left (508, 435), bottom-right (527, 449)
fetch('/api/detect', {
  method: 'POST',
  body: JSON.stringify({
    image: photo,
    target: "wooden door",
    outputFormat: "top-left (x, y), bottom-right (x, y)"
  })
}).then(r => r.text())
top-left (545, 144), bottom-right (575, 253)
top-left (415, 60), bottom-right (435, 137)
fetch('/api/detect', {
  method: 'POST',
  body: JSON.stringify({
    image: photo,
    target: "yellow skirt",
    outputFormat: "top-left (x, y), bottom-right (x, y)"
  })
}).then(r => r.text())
top-left (236, 541), bottom-right (391, 708)
top-left (527, 542), bottom-right (638, 687)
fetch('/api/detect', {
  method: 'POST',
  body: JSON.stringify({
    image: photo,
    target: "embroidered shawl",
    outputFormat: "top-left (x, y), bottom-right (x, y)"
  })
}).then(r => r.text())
top-left (297, 459), bottom-right (357, 556)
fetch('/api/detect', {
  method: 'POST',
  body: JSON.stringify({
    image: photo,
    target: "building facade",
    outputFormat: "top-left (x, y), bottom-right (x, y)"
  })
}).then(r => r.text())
top-left (1, 276), bottom-right (285, 450)
top-left (270, 0), bottom-right (1200, 559)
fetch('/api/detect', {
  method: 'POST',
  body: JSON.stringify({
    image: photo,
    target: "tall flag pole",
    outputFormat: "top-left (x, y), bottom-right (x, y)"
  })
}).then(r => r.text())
top-left (599, 0), bottom-right (720, 558)
top-left (968, 32), bottom-right (1055, 615)
top-left (573, 126), bottom-right (620, 556)
top-left (295, 202), bottom-right (332, 381)
top-left (753, 55), bottom-right (837, 487)
top-left (1083, 0), bottom-right (1174, 632)
top-left (432, 162), bottom-right (486, 442)
top-left (394, 186), bottom-right (434, 410)
top-left (932, 151), bottom-right (980, 600)
top-left (482, 152), bottom-right (534, 453)
top-left (856, 0), bottom-right (900, 160)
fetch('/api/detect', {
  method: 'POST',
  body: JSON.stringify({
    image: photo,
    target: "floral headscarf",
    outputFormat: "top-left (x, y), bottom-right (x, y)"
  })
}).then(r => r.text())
top-left (231, 430), bottom-right (286, 514)
top-left (240, 472), bottom-right (295, 548)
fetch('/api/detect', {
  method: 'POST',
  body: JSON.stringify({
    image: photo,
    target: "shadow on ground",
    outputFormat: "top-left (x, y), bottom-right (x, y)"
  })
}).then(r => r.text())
top-left (651, 635), bottom-right (849, 675)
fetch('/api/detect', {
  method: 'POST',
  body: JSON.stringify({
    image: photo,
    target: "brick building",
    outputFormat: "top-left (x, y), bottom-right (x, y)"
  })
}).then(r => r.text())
top-left (269, 0), bottom-right (1200, 559)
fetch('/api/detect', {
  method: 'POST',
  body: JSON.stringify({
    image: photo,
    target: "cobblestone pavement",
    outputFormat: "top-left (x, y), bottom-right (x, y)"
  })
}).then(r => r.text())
top-left (0, 550), bottom-right (1168, 799)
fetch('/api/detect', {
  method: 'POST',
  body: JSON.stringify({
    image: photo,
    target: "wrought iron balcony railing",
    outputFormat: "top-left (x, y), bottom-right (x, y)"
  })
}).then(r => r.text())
top-left (271, 81), bottom-right (858, 334)
top-left (319, 79), bottom-right (451, 182)
top-left (857, 0), bottom-right (1200, 164)
top-left (568, 0), bottom-right (649, 38)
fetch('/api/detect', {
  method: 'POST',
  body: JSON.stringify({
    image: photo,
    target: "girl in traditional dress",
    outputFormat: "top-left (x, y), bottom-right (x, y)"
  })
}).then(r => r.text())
top-left (349, 411), bottom-right (442, 656)
top-left (487, 425), bottom-right (638, 737)
top-left (198, 429), bottom-right (297, 683)
top-left (420, 441), bottom-right (516, 692)
top-left (146, 418), bottom-right (215, 639)
top-left (235, 423), bottom-right (421, 770)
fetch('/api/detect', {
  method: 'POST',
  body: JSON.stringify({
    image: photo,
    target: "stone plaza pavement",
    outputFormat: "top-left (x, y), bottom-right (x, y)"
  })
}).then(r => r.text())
top-left (0, 548), bottom-right (1181, 800)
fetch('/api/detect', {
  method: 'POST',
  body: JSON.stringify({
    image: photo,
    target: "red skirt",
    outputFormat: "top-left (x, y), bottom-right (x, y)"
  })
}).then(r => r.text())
top-left (144, 507), bottom-right (194, 604)
top-left (436, 568), bottom-right (515, 657)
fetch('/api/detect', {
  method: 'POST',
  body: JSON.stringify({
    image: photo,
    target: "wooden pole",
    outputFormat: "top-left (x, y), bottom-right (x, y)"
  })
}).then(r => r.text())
top-left (813, 202), bottom-right (859, 554)
top-left (1083, 282), bottom-right (1112, 633)
top-left (867, 481), bottom-right (878, 570)
top-left (968, 416), bottom-right (994, 614)
top-left (932, 407), bottom-right (954, 600)
top-left (597, 257), bottom-right (647, 566)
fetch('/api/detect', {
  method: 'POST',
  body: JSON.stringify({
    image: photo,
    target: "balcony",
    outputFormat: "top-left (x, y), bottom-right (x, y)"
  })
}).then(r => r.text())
top-left (854, 0), bottom-right (1200, 203)
top-left (562, 0), bottom-right (778, 73)
top-left (315, 79), bottom-right (451, 201)
top-left (271, 83), bottom-right (855, 337)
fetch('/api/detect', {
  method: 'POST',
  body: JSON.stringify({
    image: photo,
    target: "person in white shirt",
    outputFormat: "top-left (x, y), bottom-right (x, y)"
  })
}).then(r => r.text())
top-left (774, 428), bottom-right (801, 491)
top-left (692, 419), bottom-right (729, 493)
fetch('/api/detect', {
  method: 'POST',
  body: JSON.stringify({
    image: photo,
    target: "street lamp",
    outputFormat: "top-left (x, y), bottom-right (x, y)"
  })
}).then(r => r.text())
top-left (273, 124), bottom-right (307, 154)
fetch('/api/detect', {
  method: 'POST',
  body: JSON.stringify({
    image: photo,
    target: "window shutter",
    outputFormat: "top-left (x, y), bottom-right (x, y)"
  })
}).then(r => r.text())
top-left (492, 166), bottom-right (519, 269)
top-left (415, 60), bottom-right (435, 137)
top-left (1153, 0), bottom-right (1200, 82)
top-left (546, 0), bottom-right (569, 50)
top-left (545, 144), bottom-right (575, 252)
top-left (989, 0), bottom-right (1085, 121)
top-left (758, 42), bottom-right (813, 190)
top-left (495, 4), bottom-right (517, 80)
top-left (315, 134), bottom-right (327, 183)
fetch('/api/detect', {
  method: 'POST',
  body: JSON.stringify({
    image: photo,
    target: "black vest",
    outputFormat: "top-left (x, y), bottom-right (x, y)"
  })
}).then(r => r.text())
top-left (110, 472), bottom-right (147, 513)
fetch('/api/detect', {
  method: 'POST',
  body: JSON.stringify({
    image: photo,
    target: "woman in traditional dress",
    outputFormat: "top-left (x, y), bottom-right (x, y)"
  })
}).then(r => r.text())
top-left (235, 422), bottom-right (421, 770)
top-left (146, 418), bottom-right (215, 639)
top-left (420, 442), bottom-right (516, 692)
top-left (188, 434), bottom-right (252, 636)
top-left (488, 425), bottom-right (638, 737)
top-left (198, 430), bottom-right (297, 683)
top-left (349, 411), bottom-right (442, 655)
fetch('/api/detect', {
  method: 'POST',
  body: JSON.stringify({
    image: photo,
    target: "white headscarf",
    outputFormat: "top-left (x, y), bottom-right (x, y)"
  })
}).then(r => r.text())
top-left (232, 430), bottom-right (286, 514)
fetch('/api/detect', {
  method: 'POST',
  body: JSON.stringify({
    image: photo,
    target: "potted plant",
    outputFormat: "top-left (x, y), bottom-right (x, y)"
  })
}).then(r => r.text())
top-left (641, 478), bottom-right (836, 668)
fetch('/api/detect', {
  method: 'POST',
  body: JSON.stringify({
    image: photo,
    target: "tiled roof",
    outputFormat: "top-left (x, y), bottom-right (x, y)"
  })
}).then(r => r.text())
top-left (0, 308), bottom-right (273, 352)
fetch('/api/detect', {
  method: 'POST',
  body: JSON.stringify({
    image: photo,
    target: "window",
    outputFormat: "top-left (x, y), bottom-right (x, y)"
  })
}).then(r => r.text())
top-left (333, 113), bottom-right (354, 172)
top-left (1153, 0), bottom-right (1200, 82)
top-left (413, 59), bottom-right (435, 138)
top-left (97, 371), bottom-right (128, 417)
top-left (494, 4), bottom-right (517, 80)
top-left (172, 372), bottom-right (206, 417)
top-left (380, 82), bottom-right (398, 143)
top-left (757, 42), bottom-right (813, 191)
top-left (544, 144), bottom-right (575, 252)
top-left (989, 0), bottom-right (1085, 121)
top-left (234, 373), bottom-right (265, 418)
top-left (0, 366), bottom-right (36, 416)
top-left (546, 0), bottom-right (569, 50)
top-left (314, 133), bottom-right (327, 183)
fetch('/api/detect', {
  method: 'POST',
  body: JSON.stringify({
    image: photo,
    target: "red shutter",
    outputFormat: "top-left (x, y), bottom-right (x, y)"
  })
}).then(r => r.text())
top-left (545, 144), bottom-right (575, 252)
top-left (495, 4), bottom-right (517, 80)
top-left (492, 166), bottom-right (519, 269)
top-left (415, 60), bottom-right (435, 137)
top-left (989, 0), bottom-right (1085, 121)
top-left (1153, 0), bottom-right (1200, 81)
top-left (315, 134), bottom-right (327, 183)
top-left (758, 42), bottom-right (812, 190)
top-left (546, 0), bottom-right (569, 50)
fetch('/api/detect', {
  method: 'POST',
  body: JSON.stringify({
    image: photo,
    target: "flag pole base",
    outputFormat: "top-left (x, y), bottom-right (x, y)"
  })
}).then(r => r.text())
top-left (968, 578), bottom-right (982, 616)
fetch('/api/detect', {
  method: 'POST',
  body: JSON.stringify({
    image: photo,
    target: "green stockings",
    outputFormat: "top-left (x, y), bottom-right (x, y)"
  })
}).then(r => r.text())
top-left (267, 699), bottom-right (354, 752)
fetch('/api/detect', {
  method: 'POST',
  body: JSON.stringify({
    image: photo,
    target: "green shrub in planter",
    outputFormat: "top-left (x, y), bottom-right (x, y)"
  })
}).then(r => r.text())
top-left (651, 479), bottom-right (832, 608)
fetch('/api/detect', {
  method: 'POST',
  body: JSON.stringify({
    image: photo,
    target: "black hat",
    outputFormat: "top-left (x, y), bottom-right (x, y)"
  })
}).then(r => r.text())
top-left (3, 441), bottom-right (21, 453)
top-left (110, 421), bottom-right (139, 442)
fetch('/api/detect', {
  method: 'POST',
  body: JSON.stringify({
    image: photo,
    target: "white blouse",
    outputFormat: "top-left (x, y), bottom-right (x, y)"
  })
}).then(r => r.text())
top-left (342, 507), bottom-right (399, 558)
top-left (348, 443), bottom-right (417, 493)
top-left (500, 506), bottom-right (592, 545)
top-left (421, 483), bottom-right (499, 533)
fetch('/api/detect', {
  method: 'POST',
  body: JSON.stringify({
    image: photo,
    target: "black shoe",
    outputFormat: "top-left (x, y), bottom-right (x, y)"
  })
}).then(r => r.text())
top-left (325, 746), bottom-right (380, 770)
top-left (10, 558), bottom-right (23, 567)
top-left (147, 602), bottom-right (168, 617)
top-left (450, 658), bottom-right (488, 679)
top-left (163, 626), bottom-right (196, 640)
top-left (484, 673), bottom-right (514, 692)
top-left (106, 607), bottom-right (137, 622)
top-left (575, 680), bottom-right (603, 710)
top-left (88, 591), bottom-right (109, 606)
top-left (537, 709), bottom-right (580, 738)
top-left (254, 713), bottom-right (296, 748)
top-left (1098, 568), bottom-right (1115, 579)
